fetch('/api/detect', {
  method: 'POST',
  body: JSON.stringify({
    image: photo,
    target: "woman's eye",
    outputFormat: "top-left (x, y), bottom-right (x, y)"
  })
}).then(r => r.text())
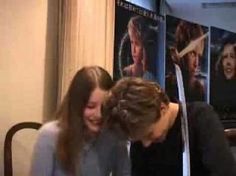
top-left (230, 53), bottom-right (235, 58)
top-left (190, 51), bottom-right (196, 57)
top-left (87, 105), bottom-right (95, 109)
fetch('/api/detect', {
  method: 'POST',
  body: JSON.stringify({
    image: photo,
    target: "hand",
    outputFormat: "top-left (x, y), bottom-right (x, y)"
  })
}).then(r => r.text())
top-left (169, 46), bottom-right (180, 64)
top-left (179, 32), bottom-right (208, 58)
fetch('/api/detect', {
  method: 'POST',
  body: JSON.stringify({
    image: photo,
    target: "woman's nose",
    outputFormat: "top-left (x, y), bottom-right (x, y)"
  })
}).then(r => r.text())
top-left (132, 46), bottom-right (136, 54)
top-left (195, 55), bottom-right (199, 63)
top-left (224, 58), bottom-right (231, 66)
top-left (95, 106), bottom-right (102, 118)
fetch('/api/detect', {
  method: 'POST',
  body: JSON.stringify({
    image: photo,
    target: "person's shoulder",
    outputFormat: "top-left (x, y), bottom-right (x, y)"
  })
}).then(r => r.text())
top-left (123, 65), bottom-right (133, 76)
top-left (192, 79), bottom-right (204, 89)
top-left (99, 128), bottom-right (126, 146)
top-left (99, 129), bottom-right (117, 142)
top-left (143, 71), bottom-right (156, 81)
top-left (188, 101), bottom-right (213, 111)
top-left (123, 64), bottom-right (132, 70)
top-left (38, 120), bottom-right (60, 139)
top-left (187, 102), bottom-right (214, 120)
top-left (187, 102), bottom-right (219, 124)
top-left (33, 120), bottom-right (60, 150)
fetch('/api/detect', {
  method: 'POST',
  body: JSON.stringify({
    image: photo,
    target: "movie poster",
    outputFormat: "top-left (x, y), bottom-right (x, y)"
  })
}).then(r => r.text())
top-left (165, 15), bottom-right (209, 103)
top-left (113, 0), bottom-right (160, 81)
top-left (210, 27), bottom-right (236, 119)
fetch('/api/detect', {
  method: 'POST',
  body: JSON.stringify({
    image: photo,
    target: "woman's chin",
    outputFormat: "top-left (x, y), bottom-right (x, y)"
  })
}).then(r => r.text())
top-left (88, 126), bottom-right (101, 135)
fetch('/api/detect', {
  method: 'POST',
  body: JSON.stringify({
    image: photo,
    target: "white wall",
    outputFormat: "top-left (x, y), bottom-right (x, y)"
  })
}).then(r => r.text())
top-left (166, 1), bottom-right (236, 33)
top-left (0, 0), bottom-right (58, 175)
top-left (125, 0), bottom-right (157, 12)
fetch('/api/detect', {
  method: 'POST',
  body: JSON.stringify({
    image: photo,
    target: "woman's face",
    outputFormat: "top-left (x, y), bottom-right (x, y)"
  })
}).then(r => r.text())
top-left (83, 87), bottom-right (107, 135)
top-left (128, 29), bottom-right (144, 64)
top-left (222, 44), bottom-right (236, 80)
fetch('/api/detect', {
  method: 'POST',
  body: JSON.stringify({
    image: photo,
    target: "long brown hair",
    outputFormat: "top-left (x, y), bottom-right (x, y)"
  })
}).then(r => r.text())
top-left (216, 36), bottom-right (236, 80)
top-left (175, 21), bottom-right (204, 75)
top-left (56, 66), bottom-right (113, 174)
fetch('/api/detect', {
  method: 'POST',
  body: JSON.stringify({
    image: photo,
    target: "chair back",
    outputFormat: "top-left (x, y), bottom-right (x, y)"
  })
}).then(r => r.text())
top-left (225, 128), bottom-right (236, 146)
top-left (4, 122), bottom-right (42, 176)
top-left (225, 128), bottom-right (236, 159)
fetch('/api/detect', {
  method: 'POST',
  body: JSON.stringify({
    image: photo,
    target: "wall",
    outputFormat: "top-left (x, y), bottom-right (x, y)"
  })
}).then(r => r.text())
top-left (0, 0), bottom-right (58, 175)
top-left (125, 0), bottom-right (157, 11)
top-left (166, 1), bottom-right (236, 33)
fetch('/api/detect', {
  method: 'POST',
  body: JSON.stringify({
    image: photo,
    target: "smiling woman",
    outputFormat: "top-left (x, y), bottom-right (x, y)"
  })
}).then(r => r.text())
top-left (216, 37), bottom-right (236, 80)
top-left (83, 88), bottom-right (108, 136)
top-left (211, 35), bottom-right (236, 117)
top-left (222, 44), bottom-right (236, 79)
top-left (30, 66), bottom-right (131, 176)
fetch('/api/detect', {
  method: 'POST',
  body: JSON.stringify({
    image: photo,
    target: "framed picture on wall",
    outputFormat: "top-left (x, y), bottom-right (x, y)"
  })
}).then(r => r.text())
top-left (210, 26), bottom-right (236, 121)
top-left (113, 0), bottom-right (161, 81)
top-left (165, 15), bottom-right (209, 103)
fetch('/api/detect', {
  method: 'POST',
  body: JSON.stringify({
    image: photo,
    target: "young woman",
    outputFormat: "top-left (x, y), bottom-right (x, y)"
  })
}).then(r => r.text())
top-left (30, 66), bottom-right (130, 176)
top-left (216, 38), bottom-right (236, 80)
top-left (122, 15), bottom-right (146, 77)
top-left (211, 37), bottom-right (236, 116)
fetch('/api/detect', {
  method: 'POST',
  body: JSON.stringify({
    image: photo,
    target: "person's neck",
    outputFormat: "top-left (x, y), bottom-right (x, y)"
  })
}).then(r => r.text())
top-left (132, 64), bottom-right (143, 75)
top-left (84, 129), bottom-right (100, 142)
top-left (134, 62), bottom-right (143, 67)
top-left (167, 102), bottom-right (179, 129)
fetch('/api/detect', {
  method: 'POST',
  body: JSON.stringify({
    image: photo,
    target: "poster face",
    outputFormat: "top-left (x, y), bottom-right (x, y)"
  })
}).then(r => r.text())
top-left (113, 0), bottom-right (160, 81)
top-left (210, 27), bottom-right (236, 119)
top-left (165, 15), bottom-right (209, 103)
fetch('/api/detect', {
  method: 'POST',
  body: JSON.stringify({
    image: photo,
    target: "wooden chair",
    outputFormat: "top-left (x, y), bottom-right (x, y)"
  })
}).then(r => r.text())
top-left (225, 128), bottom-right (236, 146)
top-left (4, 122), bottom-right (42, 176)
top-left (224, 128), bottom-right (236, 159)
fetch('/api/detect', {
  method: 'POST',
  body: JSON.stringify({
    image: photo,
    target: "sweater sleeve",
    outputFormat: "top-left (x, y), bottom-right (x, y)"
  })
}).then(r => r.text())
top-left (194, 103), bottom-right (236, 176)
top-left (30, 121), bottom-right (59, 176)
top-left (112, 139), bottom-right (131, 176)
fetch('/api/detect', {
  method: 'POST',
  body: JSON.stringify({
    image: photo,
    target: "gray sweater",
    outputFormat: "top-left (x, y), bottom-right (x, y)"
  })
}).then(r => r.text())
top-left (30, 121), bottom-right (131, 176)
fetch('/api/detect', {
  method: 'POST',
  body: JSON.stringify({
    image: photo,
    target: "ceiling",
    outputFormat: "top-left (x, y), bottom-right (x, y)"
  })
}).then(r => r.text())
top-left (166, 0), bottom-right (236, 8)
top-left (166, 0), bottom-right (235, 3)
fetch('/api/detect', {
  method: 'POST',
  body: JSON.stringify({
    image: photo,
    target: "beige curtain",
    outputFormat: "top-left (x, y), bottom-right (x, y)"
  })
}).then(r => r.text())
top-left (58, 0), bottom-right (115, 102)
